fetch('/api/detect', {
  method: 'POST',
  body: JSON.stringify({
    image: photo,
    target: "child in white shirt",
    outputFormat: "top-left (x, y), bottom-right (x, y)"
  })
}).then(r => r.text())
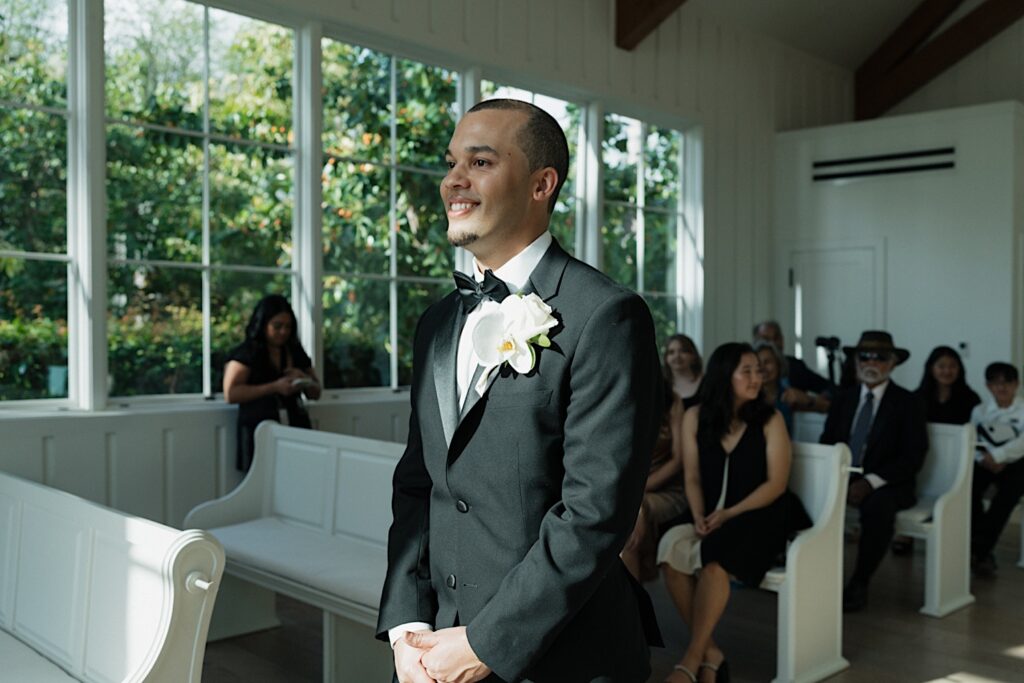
top-left (970, 361), bottom-right (1024, 577)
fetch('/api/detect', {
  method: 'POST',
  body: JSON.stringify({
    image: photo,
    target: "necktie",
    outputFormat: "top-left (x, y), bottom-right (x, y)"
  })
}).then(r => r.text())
top-left (849, 391), bottom-right (874, 467)
top-left (453, 269), bottom-right (511, 313)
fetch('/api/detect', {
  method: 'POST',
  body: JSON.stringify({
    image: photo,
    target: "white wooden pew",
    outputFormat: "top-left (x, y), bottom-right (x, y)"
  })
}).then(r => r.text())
top-left (894, 423), bottom-right (975, 617)
top-left (185, 422), bottom-right (403, 683)
top-left (760, 442), bottom-right (852, 683)
top-left (0, 472), bottom-right (224, 683)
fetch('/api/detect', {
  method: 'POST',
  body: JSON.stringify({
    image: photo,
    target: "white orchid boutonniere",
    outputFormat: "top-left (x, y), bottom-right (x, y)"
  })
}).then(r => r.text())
top-left (470, 293), bottom-right (558, 395)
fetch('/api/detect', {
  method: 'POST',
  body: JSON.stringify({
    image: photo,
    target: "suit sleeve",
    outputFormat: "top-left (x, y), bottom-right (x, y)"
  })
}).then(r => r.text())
top-left (819, 394), bottom-right (846, 445)
top-left (376, 315), bottom-right (438, 640)
top-left (465, 292), bottom-right (661, 682)
top-left (872, 391), bottom-right (928, 485)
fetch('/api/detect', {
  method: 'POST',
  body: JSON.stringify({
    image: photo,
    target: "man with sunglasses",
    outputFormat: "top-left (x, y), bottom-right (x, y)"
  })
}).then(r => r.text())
top-left (820, 331), bottom-right (928, 612)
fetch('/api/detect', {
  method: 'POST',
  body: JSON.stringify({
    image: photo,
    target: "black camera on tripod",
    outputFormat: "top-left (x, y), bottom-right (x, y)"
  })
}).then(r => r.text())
top-left (815, 336), bottom-right (841, 351)
top-left (814, 336), bottom-right (842, 384)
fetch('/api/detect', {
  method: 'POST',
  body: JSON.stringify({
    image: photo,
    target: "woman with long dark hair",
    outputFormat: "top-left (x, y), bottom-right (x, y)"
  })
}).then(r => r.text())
top-left (891, 346), bottom-right (982, 555)
top-left (658, 343), bottom-right (808, 682)
top-left (916, 346), bottom-right (980, 424)
top-left (223, 294), bottom-right (321, 471)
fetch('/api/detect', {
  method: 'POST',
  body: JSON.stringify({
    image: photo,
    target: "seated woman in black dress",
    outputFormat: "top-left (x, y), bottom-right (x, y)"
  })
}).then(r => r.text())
top-left (658, 342), bottom-right (805, 683)
top-left (223, 295), bottom-right (321, 472)
top-left (891, 345), bottom-right (982, 554)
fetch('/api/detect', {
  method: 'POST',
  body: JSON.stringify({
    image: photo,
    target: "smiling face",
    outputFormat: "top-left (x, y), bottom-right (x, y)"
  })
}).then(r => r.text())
top-left (987, 377), bottom-right (1019, 409)
top-left (732, 352), bottom-right (763, 405)
top-left (665, 339), bottom-right (694, 375)
top-left (757, 348), bottom-right (780, 384)
top-left (856, 352), bottom-right (896, 387)
top-left (441, 109), bottom-right (553, 267)
top-left (931, 354), bottom-right (961, 388)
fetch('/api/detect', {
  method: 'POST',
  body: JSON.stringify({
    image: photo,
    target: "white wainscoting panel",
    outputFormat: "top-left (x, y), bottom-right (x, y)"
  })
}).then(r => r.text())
top-left (0, 391), bottom-right (411, 528)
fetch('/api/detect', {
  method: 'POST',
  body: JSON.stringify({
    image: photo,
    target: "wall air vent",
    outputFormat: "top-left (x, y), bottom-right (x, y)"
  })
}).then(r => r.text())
top-left (812, 147), bottom-right (955, 182)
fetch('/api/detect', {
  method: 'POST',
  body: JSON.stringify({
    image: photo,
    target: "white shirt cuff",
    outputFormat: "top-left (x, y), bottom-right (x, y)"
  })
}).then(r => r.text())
top-left (864, 473), bottom-right (886, 489)
top-left (388, 622), bottom-right (433, 648)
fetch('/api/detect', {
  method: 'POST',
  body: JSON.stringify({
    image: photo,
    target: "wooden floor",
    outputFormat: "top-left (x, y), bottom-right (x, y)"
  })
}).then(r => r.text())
top-left (203, 522), bottom-right (1024, 682)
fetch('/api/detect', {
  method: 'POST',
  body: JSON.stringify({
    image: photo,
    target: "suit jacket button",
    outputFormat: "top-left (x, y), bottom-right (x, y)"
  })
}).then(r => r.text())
top-left (456, 500), bottom-right (469, 513)
top-left (446, 574), bottom-right (457, 589)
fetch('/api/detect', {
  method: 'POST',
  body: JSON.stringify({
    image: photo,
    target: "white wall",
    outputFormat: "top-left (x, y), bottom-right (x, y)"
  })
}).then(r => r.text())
top-left (891, 16), bottom-right (1024, 117)
top-left (774, 101), bottom-right (1024, 389)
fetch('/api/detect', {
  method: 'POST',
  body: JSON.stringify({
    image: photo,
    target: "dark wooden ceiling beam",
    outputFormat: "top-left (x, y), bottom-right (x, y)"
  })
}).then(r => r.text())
top-left (857, 0), bottom-right (1024, 119)
top-left (616, 0), bottom-right (688, 51)
top-left (856, 0), bottom-right (963, 82)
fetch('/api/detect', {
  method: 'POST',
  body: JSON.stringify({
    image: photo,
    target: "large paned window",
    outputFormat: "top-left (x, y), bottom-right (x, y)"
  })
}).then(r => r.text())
top-left (105, 0), bottom-right (294, 396)
top-left (479, 81), bottom-right (581, 255)
top-left (0, 0), bottom-right (70, 400)
top-left (321, 38), bottom-right (457, 389)
top-left (0, 0), bottom-right (703, 406)
top-left (602, 113), bottom-right (692, 348)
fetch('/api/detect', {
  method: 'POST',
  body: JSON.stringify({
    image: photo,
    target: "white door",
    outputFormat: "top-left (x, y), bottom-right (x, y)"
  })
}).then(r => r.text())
top-left (787, 244), bottom-right (882, 380)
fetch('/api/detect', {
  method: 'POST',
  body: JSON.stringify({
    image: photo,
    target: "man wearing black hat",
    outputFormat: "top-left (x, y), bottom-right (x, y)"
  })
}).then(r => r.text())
top-left (820, 331), bottom-right (928, 612)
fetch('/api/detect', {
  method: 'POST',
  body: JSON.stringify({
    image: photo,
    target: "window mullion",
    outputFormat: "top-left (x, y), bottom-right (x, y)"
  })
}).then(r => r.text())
top-left (201, 7), bottom-right (212, 397)
top-left (294, 22), bottom-right (324, 378)
top-left (389, 57), bottom-right (399, 389)
top-left (636, 123), bottom-right (646, 294)
top-left (453, 67), bottom-right (480, 275)
top-left (67, 0), bottom-right (107, 410)
top-left (581, 102), bottom-right (603, 269)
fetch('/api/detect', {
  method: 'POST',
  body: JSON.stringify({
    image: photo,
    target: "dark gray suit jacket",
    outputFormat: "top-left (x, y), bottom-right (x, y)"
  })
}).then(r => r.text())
top-left (377, 240), bottom-right (662, 683)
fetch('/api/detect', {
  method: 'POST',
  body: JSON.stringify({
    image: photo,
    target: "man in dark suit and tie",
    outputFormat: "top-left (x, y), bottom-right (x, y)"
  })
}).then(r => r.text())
top-left (820, 331), bottom-right (927, 612)
top-left (376, 99), bottom-right (663, 682)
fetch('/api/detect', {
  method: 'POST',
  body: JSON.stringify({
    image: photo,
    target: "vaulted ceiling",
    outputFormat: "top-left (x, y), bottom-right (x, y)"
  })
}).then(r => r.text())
top-left (619, 0), bottom-right (1024, 118)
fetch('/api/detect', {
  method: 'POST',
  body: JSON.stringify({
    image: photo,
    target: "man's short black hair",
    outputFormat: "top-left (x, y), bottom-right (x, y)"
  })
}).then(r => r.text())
top-left (985, 362), bottom-right (1019, 383)
top-left (467, 98), bottom-right (569, 214)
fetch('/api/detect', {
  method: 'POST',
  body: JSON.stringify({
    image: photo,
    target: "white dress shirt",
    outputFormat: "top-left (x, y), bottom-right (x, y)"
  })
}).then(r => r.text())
top-left (388, 230), bottom-right (552, 648)
top-left (853, 380), bottom-right (889, 489)
top-left (456, 231), bottom-right (552, 408)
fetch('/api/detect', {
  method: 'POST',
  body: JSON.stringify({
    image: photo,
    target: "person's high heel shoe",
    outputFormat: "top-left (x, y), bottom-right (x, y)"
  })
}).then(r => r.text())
top-left (700, 658), bottom-right (730, 683)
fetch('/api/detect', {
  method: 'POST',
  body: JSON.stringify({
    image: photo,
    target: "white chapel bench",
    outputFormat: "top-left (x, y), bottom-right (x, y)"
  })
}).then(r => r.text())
top-left (893, 422), bottom-right (976, 616)
top-left (759, 442), bottom-right (852, 683)
top-left (184, 422), bottom-right (402, 682)
top-left (0, 471), bottom-right (224, 683)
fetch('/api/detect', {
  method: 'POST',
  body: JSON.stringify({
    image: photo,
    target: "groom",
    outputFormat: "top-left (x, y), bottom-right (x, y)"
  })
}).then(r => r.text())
top-left (376, 99), bottom-right (663, 683)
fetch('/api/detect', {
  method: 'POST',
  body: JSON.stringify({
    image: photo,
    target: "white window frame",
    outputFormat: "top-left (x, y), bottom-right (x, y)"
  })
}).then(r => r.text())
top-left (2, 0), bottom-right (703, 410)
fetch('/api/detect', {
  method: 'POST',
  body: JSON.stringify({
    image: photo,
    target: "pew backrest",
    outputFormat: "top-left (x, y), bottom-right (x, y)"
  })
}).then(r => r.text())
top-left (0, 472), bottom-right (224, 683)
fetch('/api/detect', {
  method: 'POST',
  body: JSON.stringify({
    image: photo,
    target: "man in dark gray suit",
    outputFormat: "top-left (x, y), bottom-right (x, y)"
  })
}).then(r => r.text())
top-left (376, 99), bottom-right (662, 682)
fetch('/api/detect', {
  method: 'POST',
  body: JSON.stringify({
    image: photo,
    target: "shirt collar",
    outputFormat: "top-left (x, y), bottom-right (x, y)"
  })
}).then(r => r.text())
top-left (472, 231), bottom-right (552, 293)
top-left (860, 380), bottom-right (889, 404)
top-left (988, 395), bottom-right (1024, 412)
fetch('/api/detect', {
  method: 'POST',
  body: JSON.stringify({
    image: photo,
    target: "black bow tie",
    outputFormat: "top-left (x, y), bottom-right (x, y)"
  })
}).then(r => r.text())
top-left (453, 269), bottom-right (511, 312)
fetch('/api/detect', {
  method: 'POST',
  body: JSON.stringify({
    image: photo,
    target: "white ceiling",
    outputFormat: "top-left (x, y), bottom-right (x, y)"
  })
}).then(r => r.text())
top-left (682, 0), bottom-right (924, 70)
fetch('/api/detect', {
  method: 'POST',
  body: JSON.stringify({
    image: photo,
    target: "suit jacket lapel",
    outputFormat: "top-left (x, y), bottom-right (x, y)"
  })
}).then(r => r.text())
top-left (432, 297), bottom-right (461, 447)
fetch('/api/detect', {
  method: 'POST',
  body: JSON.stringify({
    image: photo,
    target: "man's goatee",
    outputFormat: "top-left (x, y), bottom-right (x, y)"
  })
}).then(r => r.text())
top-left (448, 232), bottom-right (478, 247)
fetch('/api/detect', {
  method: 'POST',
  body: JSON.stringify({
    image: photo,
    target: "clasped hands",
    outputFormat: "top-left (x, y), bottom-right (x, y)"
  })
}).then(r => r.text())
top-left (847, 478), bottom-right (874, 505)
top-left (694, 507), bottom-right (735, 537)
top-left (978, 449), bottom-right (1005, 474)
top-left (395, 626), bottom-right (491, 683)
